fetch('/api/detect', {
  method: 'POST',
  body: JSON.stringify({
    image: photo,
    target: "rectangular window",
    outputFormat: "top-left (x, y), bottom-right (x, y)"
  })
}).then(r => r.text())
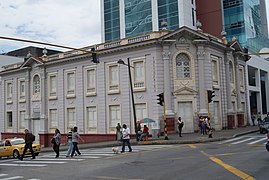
top-left (211, 56), bottom-right (220, 87)
top-left (108, 64), bottom-right (119, 93)
top-left (87, 106), bottom-right (97, 129)
top-left (18, 79), bottom-right (26, 102)
top-left (67, 107), bottom-right (76, 128)
top-left (19, 111), bottom-right (25, 129)
top-left (66, 70), bottom-right (76, 98)
top-left (7, 112), bottom-right (12, 128)
top-left (239, 66), bottom-right (244, 89)
top-left (6, 82), bottom-right (13, 103)
top-left (85, 67), bottom-right (96, 96)
top-left (48, 73), bottom-right (57, 99)
top-left (133, 60), bottom-right (145, 90)
top-left (49, 109), bottom-right (58, 128)
top-left (135, 103), bottom-right (147, 121)
top-left (109, 105), bottom-right (121, 131)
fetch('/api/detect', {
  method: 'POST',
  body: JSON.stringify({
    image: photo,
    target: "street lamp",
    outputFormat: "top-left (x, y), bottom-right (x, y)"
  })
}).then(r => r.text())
top-left (117, 58), bottom-right (138, 141)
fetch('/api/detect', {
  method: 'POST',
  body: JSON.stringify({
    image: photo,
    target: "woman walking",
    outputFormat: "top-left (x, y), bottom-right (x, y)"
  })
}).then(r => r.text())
top-left (53, 129), bottom-right (61, 158)
top-left (71, 126), bottom-right (84, 157)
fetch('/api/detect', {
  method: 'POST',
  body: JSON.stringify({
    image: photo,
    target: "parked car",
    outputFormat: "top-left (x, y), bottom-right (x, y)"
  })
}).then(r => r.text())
top-left (259, 117), bottom-right (269, 134)
top-left (0, 138), bottom-right (41, 159)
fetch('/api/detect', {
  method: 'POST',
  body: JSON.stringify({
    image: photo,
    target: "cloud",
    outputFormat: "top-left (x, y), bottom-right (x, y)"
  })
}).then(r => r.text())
top-left (0, 0), bottom-right (101, 53)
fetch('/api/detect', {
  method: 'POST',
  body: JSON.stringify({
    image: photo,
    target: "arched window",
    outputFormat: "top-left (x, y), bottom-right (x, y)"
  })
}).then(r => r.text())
top-left (229, 62), bottom-right (234, 83)
top-left (176, 53), bottom-right (190, 78)
top-left (33, 75), bottom-right (40, 94)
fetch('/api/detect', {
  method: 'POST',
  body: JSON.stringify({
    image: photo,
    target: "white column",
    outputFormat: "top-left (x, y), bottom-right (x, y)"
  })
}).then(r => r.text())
top-left (151, 0), bottom-right (158, 31)
top-left (162, 46), bottom-right (173, 115)
top-left (120, 0), bottom-right (126, 39)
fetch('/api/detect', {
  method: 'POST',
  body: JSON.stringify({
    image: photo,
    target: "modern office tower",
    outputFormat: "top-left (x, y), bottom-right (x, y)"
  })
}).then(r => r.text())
top-left (101, 0), bottom-right (196, 42)
top-left (196, 0), bottom-right (268, 52)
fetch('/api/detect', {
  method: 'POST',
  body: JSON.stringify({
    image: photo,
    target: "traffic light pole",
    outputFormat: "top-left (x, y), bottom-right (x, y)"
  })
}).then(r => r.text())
top-left (206, 90), bottom-right (213, 138)
top-left (163, 100), bottom-right (169, 140)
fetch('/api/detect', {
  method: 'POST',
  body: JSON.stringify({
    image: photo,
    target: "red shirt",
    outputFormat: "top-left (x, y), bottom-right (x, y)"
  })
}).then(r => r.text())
top-left (143, 127), bottom-right (149, 133)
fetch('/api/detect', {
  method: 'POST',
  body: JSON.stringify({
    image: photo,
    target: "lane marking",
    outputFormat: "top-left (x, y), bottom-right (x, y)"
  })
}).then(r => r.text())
top-left (187, 144), bottom-right (197, 149)
top-left (92, 176), bottom-right (143, 180)
top-left (0, 176), bottom-right (23, 180)
top-left (13, 161), bottom-right (66, 164)
top-left (247, 137), bottom-right (266, 144)
top-left (218, 137), bottom-right (245, 144)
top-left (34, 158), bottom-right (84, 161)
top-left (0, 164), bottom-right (46, 167)
top-left (231, 138), bottom-right (255, 145)
top-left (0, 175), bottom-right (8, 177)
top-left (210, 157), bottom-right (255, 180)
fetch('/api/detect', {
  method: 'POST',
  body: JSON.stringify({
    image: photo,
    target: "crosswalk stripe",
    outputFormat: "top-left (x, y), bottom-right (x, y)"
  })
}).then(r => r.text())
top-left (231, 137), bottom-right (255, 144)
top-left (0, 175), bottom-right (8, 177)
top-left (247, 137), bottom-right (267, 144)
top-left (218, 136), bottom-right (245, 144)
top-left (34, 158), bottom-right (84, 161)
top-left (0, 176), bottom-right (23, 180)
top-left (13, 161), bottom-right (66, 164)
top-left (0, 164), bottom-right (46, 167)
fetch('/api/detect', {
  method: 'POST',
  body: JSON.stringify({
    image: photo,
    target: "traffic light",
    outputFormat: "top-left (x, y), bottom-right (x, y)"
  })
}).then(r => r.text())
top-left (243, 47), bottom-right (250, 61)
top-left (157, 93), bottom-right (164, 106)
top-left (91, 47), bottom-right (99, 63)
top-left (207, 90), bottom-right (215, 103)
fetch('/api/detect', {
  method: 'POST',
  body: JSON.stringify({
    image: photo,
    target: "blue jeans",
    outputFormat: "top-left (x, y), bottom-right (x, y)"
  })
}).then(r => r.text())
top-left (139, 132), bottom-right (149, 141)
top-left (66, 140), bottom-right (74, 156)
top-left (71, 142), bottom-right (81, 157)
top-left (121, 139), bottom-right (132, 152)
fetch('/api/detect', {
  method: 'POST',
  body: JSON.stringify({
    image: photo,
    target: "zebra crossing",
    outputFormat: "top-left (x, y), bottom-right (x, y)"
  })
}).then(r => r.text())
top-left (0, 145), bottom-right (172, 169)
top-left (218, 135), bottom-right (267, 145)
top-left (0, 173), bottom-right (40, 180)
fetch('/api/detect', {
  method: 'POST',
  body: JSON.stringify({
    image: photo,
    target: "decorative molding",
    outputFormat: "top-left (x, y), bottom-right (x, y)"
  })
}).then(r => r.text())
top-left (178, 37), bottom-right (187, 44)
top-left (136, 94), bottom-right (144, 99)
top-left (197, 51), bottom-right (205, 58)
top-left (162, 51), bottom-right (171, 60)
top-left (111, 97), bottom-right (118, 101)
top-left (174, 86), bottom-right (197, 95)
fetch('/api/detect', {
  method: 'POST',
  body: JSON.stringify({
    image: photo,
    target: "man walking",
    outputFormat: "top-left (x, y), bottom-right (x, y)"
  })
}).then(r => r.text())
top-left (19, 129), bottom-right (36, 160)
top-left (121, 124), bottom-right (132, 153)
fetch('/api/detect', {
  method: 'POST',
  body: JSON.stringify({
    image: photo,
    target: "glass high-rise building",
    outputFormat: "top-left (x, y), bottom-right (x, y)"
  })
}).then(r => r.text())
top-left (196, 0), bottom-right (268, 52)
top-left (101, 0), bottom-right (197, 42)
top-left (223, 0), bottom-right (268, 52)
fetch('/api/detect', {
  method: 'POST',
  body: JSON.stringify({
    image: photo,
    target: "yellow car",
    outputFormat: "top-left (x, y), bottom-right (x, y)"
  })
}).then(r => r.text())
top-left (0, 138), bottom-right (41, 159)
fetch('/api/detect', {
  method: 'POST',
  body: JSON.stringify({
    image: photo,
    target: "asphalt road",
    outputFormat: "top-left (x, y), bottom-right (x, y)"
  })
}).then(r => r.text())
top-left (0, 132), bottom-right (268, 180)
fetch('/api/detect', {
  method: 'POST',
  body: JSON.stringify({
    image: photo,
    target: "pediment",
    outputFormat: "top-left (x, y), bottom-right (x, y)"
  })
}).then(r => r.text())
top-left (20, 56), bottom-right (44, 69)
top-left (174, 87), bottom-right (197, 95)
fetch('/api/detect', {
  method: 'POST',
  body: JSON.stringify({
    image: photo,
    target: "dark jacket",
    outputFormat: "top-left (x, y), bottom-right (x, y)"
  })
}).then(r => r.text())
top-left (25, 133), bottom-right (35, 144)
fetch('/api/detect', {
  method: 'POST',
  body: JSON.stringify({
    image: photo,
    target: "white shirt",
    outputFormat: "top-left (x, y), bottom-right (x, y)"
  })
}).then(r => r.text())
top-left (122, 127), bottom-right (130, 139)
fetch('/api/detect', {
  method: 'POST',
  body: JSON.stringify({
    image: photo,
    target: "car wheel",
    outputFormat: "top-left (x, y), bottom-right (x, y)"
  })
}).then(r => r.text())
top-left (13, 150), bottom-right (20, 159)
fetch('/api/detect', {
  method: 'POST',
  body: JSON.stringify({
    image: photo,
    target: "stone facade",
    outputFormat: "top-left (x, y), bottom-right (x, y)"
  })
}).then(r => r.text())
top-left (0, 27), bottom-right (247, 146)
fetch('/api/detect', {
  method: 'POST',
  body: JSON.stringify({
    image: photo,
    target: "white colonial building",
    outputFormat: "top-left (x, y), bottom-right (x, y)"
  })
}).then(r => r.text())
top-left (0, 27), bottom-right (248, 146)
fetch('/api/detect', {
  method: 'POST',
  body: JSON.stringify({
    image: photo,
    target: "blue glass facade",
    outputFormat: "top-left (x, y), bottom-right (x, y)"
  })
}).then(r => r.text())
top-left (125, 0), bottom-right (152, 37)
top-left (104, 0), bottom-right (120, 42)
top-left (223, 0), bottom-right (269, 52)
top-left (158, 0), bottom-right (179, 31)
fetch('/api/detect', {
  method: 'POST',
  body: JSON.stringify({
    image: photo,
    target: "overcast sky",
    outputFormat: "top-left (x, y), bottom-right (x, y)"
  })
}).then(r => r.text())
top-left (0, 0), bottom-right (101, 53)
top-left (0, 1), bottom-right (269, 54)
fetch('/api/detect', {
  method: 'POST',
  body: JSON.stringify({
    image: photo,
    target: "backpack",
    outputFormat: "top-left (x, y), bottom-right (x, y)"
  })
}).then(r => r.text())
top-left (31, 134), bottom-right (35, 142)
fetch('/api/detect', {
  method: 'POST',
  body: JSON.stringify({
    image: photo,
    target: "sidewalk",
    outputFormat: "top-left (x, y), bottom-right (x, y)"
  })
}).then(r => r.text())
top-left (42, 125), bottom-right (259, 152)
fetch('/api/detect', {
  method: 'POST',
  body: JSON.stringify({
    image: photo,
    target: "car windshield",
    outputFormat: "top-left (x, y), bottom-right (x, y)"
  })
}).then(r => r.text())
top-left (10, 139), bottom-right (25, 145)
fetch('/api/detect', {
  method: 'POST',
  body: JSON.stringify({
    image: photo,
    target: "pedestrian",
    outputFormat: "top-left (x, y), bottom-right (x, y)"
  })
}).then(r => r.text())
top-left (257, 112), bottom-right (262, 125)
top-left (66, 128), bottom-right (77, 157)
top-left (199, 116), bottom-right (203, 134)
top-left (116, 123), bottom-right (122, 141)
top-left (136, 122), bottom-right (142, 141)
top-left (19, 129), bottom-right (36, 160)
top-left (121, 124), bottom-right (132, 153)
top-left (71, 126), bottom-right (84, 157)
top-left (177, 117), bottom-right (184, 137)
top-left (139, 125), bottom-right (149, 141)
top-left (52, 128), bottom-right (61, 158)
top-left (251, 114), bottom-right (256, 126)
